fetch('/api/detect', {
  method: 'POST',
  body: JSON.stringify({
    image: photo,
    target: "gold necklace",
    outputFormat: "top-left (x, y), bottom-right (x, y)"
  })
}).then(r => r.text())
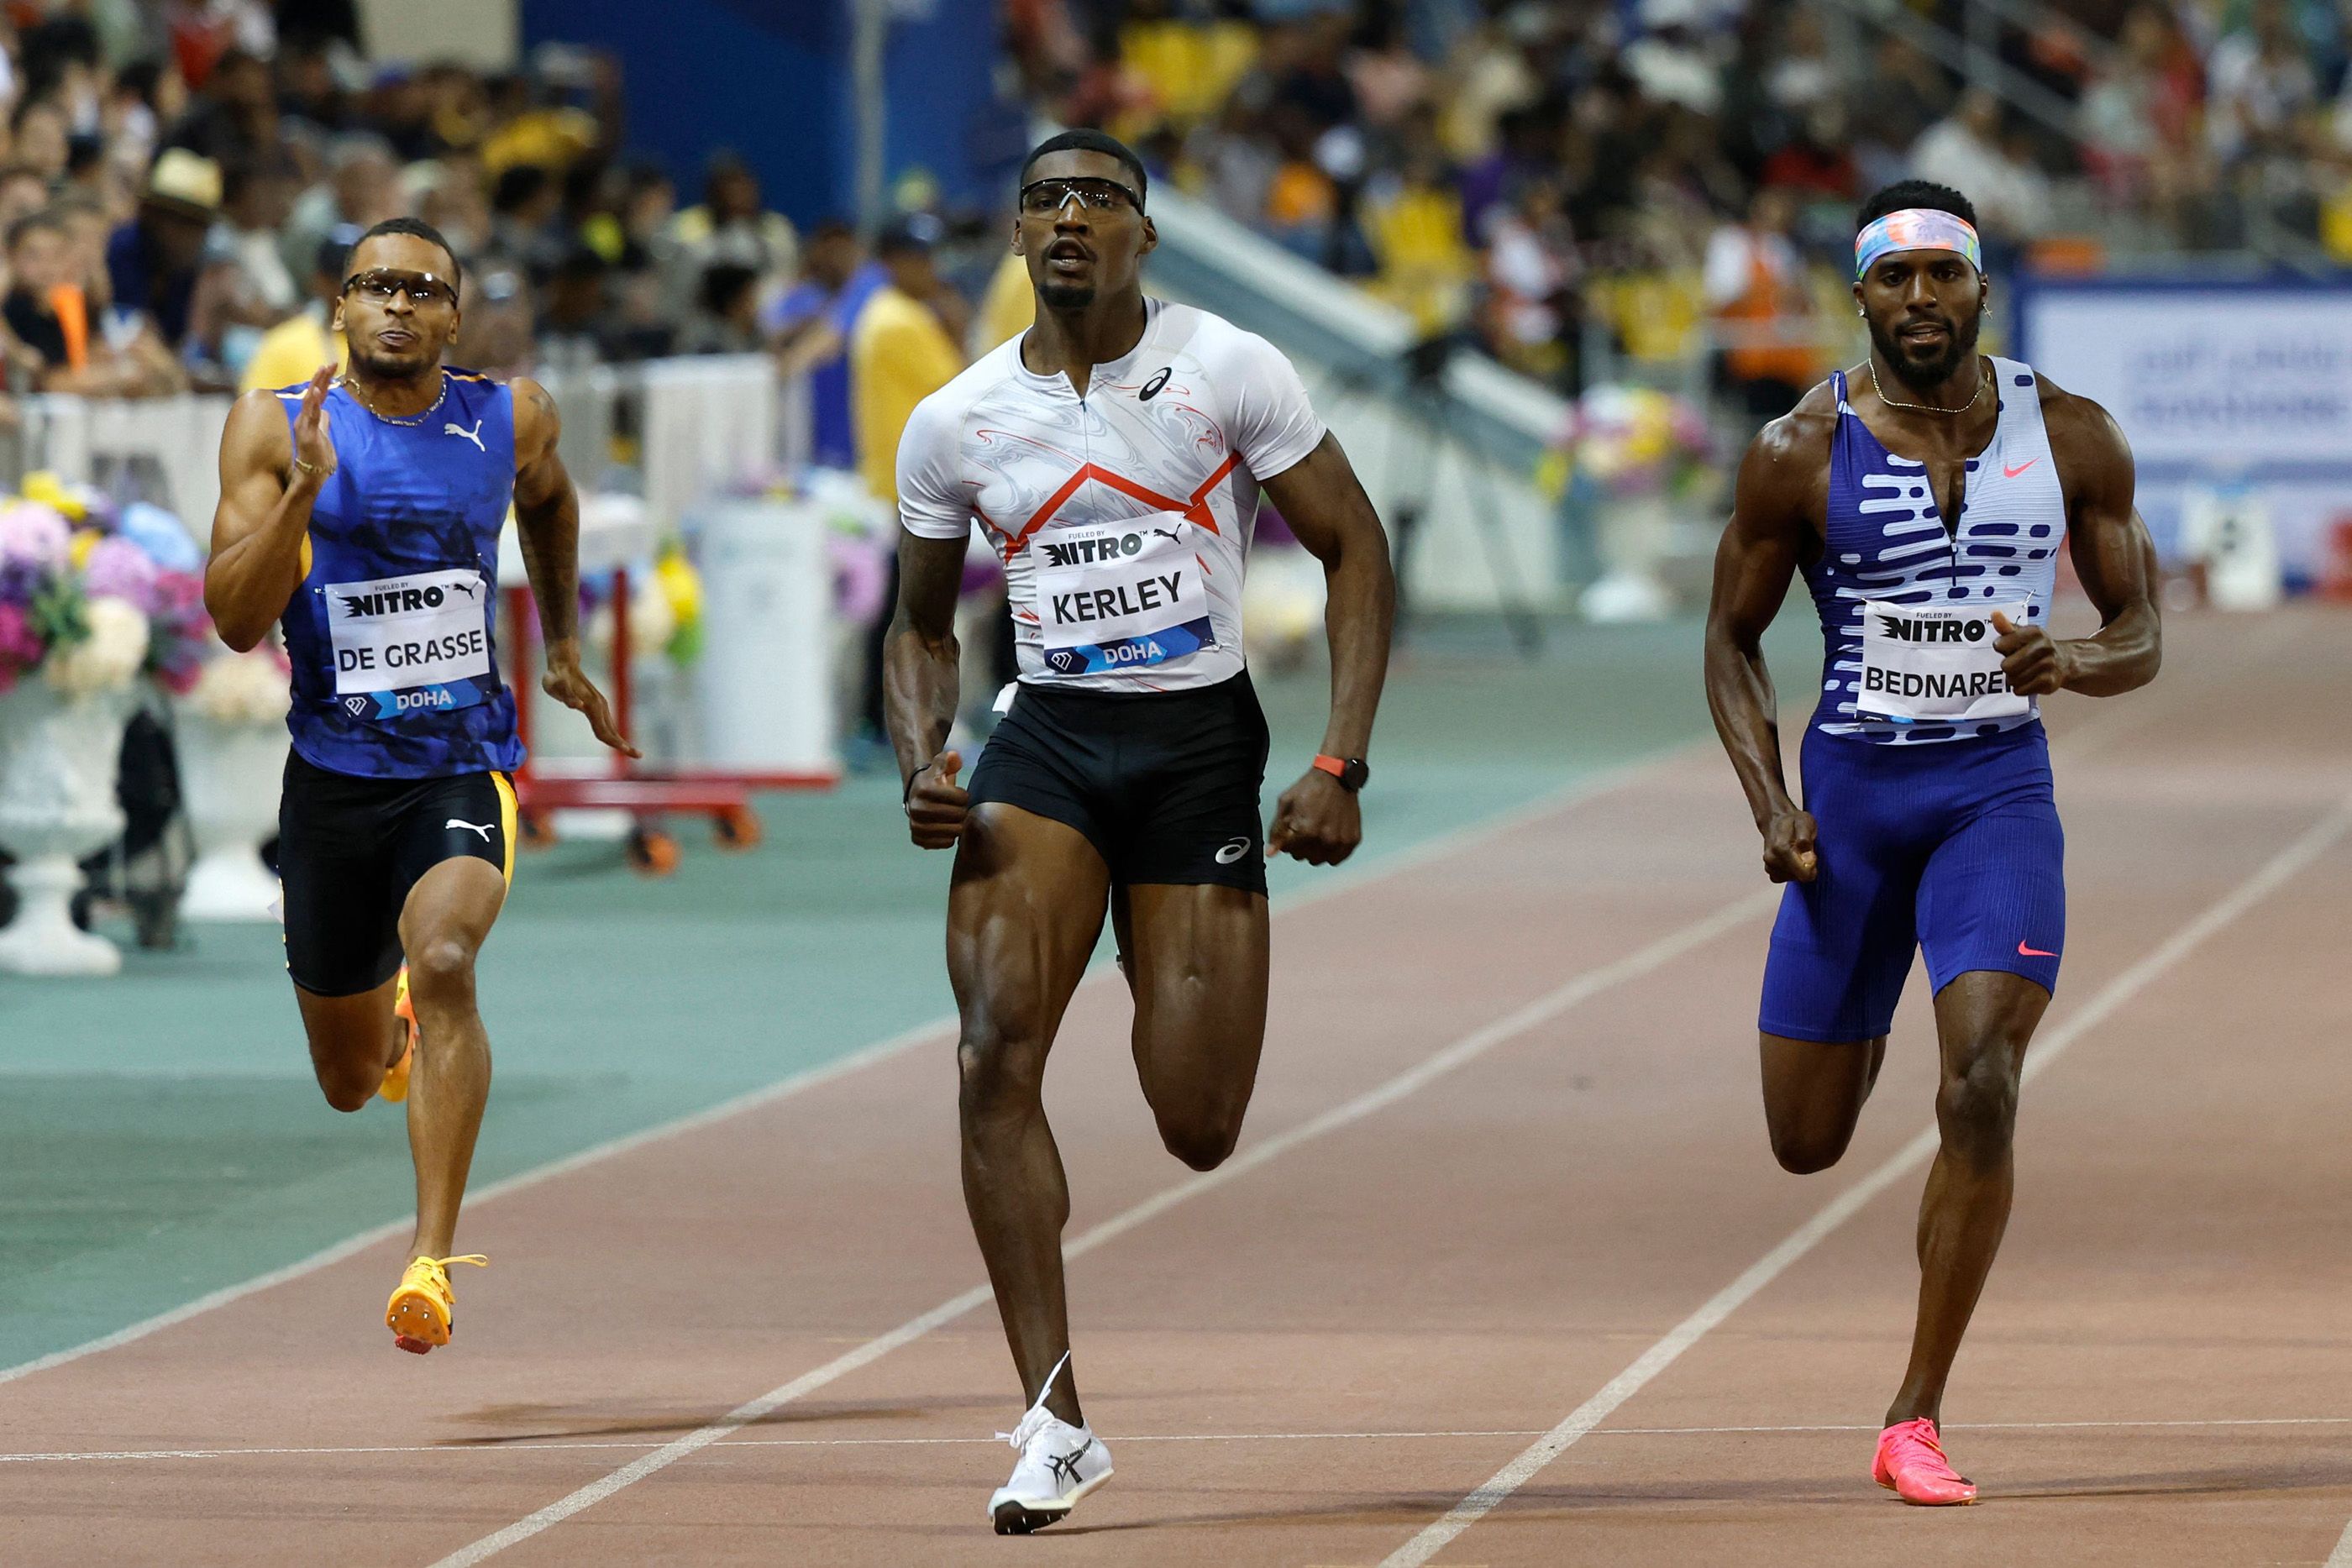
top-left (1868, 358), bottom-right (1986, 417)
top-left (338, 370), bottom-right (448, 427)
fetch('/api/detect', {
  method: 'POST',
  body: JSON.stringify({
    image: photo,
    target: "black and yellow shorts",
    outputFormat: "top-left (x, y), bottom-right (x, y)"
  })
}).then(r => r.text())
top-left (279, 750), bottom-right (516, 997)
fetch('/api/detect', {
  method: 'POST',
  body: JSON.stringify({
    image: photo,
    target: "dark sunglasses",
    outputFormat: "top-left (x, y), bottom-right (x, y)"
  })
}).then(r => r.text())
top-left (343, 269), bottom-right (459, 307)
top-left (1018, 177), bottom-right (1142, 217)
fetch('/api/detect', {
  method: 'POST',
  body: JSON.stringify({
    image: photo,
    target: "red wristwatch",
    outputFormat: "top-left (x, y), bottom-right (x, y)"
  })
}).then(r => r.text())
top-left (1313, 755), bottom-right (1370, 793)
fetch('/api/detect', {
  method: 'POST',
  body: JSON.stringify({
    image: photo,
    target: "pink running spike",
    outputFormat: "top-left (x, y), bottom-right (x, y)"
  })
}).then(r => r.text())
top-left (1873, 1418), bottom-right (1979, 1505)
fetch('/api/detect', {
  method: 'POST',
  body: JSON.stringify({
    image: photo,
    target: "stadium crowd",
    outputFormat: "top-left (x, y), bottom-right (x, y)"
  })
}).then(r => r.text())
top-left (0, 0), bottom-right (831, 421)
top-left (1005, 0), bottom-right (2352, 401)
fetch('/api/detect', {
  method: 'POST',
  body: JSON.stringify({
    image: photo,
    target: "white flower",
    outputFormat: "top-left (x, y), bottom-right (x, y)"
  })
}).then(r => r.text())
top-left (185, 648), bottom-right (292, 725)
top-left (42, 596), bottom-right (150, 697)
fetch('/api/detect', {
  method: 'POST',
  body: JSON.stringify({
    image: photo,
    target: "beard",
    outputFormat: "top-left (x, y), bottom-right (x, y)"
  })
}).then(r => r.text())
top-left (1866, 306), bottom-right (1982, 391)
top-left (1037, 281), bottom-right (1095, 310)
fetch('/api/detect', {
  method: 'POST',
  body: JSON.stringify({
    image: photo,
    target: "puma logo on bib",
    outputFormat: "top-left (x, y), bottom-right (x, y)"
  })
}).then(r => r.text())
top-left (325, 566), bottom-right (495, 721)
top-left (1856, 600), bottom-right (2030, 724)
top-left (1035, 512), bottom-right (1213, 677)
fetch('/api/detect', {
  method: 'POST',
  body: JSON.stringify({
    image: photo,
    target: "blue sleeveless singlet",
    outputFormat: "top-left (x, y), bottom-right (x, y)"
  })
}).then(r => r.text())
top-left (1808, 355), bottom-right (2066, 746)
top-left (277, 370), bottom-right (526, 779)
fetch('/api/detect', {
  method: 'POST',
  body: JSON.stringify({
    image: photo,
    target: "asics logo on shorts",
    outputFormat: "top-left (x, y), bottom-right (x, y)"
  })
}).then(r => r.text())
top-left (1215, 836), bottom-right (1252, 864)
top-left (445, 818), bottom-right (496, 842)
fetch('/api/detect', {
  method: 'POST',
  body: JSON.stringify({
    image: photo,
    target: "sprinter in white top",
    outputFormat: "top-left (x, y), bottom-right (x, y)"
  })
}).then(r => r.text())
top-left (886, 129), bottom-right (1394, 1534)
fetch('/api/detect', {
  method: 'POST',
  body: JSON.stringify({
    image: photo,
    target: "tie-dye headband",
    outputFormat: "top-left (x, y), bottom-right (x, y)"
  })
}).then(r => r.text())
top-left (1854, 208), bottom-right (1982, 279)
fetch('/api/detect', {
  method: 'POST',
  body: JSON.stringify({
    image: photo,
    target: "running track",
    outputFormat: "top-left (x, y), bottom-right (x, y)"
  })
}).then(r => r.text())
top-left (2, 606), bottom-right (2348, 1566)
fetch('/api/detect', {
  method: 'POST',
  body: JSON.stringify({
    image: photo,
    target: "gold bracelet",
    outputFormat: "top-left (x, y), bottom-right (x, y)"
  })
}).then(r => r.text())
top-left (291, 454), bottom-right (324, 480)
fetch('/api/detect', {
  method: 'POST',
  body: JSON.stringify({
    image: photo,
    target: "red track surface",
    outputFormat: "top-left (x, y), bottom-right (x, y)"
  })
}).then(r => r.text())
top-left (3, 607), bottom-right (2347, 1567)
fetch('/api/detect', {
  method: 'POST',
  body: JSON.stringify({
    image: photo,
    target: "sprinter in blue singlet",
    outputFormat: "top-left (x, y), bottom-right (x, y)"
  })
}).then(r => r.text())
top-left (203, 217), bottom-right (633, 1356)
top-left (1704, 181), bottom-right (2160, 1504)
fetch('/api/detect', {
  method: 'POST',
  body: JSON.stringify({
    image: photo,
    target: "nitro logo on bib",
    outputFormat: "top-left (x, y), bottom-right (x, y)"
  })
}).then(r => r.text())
top-left (339, 584), bottom-right (455, 616)
top-left (1875, 612), bottom-right (1992, 643)
top-left (1042, 531), bottom-right (1161, 569)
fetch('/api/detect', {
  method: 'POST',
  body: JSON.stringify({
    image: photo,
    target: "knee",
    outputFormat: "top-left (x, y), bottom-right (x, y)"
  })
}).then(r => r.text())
top-left (1768, 1125), bottom-right (1847, 1176)
top-left (318, 1074), bottom-right (375, 1114)
top-left (957, 1028), bottom-right (1046, 1129)
top-left (1157, 1109), bottom-right (1242, 1172)
top-left (405, 938), bottom-right (477, 1004)
top-left (1936, 1050), bottom-right (2019, 1166)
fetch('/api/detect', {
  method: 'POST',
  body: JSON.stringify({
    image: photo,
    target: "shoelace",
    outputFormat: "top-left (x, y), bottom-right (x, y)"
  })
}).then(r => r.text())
top-left (409, 1254), bottom-right (489, 1281)
top-left (1893, 1420), bottom-right (1960, 1472)
top-left (997, 1351), bottom-right (1073, 1451)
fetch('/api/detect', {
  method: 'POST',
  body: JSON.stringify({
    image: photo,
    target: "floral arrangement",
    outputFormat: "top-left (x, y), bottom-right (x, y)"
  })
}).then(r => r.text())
top-left (581, 543), bottom-right (705, 667)
top-left (1547, 385), bottom-right (1718, 501)
top-left (185, 642), bottom-right (292, 726)
top-left (0, 474), bottom-right (212, 700)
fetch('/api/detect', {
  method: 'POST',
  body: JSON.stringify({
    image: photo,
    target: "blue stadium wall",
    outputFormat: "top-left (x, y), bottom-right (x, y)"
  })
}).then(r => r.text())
top-left (519, 0), bottom-right (1025, 226)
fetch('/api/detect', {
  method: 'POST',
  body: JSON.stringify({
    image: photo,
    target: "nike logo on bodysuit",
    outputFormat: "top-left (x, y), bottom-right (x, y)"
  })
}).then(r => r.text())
top-left (2018, 941), bottom-right (2057, 957)
top-left (444, 419), bottom-right (486, 452)
top-left (2003, 458), bottom-right (2040, 479)
top-left (446, 819), bottom-right (496, 842)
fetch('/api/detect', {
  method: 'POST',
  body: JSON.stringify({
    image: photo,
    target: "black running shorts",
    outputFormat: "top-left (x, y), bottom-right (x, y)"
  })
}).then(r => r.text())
top-left (279, 750), bottom-right (515, 997)
top-left (967, 672), bottom-right (1271, 895)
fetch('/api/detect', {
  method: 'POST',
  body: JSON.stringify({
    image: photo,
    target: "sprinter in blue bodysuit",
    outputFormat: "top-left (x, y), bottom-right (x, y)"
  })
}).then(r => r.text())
top-left (1704, 181), bottom-right (2160, 1505)
top-left (204, 217), bottom-right (635, 1356)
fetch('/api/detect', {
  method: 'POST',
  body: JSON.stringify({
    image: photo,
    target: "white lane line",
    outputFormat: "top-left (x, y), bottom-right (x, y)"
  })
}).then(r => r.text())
top-left (1382, 789), bottom-right (2352, 1568)
top-left (14, 1415), bottom-right (2352, 1467)
top-left (2329, 1514), bottom-right (2352, 1567)
top-left (0, 748), bottom-right (1689, 1392)
top-left (426, 887), bottom-right (1777, 1567)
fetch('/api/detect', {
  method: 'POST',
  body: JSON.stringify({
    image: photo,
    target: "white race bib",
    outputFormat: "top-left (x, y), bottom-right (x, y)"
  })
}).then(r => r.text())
top-left (325, 567), bottom-right (493, 718)
top-left (1856, 599), bottom-right (2030, 724)
top-left (1033, 513), bottom-right (1214, 678)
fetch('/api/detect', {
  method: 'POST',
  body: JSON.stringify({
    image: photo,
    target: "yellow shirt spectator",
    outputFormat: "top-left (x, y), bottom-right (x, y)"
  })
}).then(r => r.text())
top-left (974, 249), bottom-right (1036, 357)
top-left (240, 307), bottom-right (345, 392)
top-left (853, 284), bottom-right (964, 506)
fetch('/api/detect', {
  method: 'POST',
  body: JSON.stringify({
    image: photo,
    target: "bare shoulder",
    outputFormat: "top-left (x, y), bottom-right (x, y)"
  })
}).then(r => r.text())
top-left (1737, 377), bottom-right (1839, 494)
top-left (507, 375), bottom-right (561, 464)
top-left (2033, 371), bottom-right (2134, 478)
top-left (221, 387), bottom-right (294, 466)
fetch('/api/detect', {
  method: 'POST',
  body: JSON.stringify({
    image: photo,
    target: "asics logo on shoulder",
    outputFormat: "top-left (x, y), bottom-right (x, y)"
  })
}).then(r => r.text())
top-left (1138, 366), bottom-right (1171, 401)
top-left (444, 419), bottom-right (486, 451)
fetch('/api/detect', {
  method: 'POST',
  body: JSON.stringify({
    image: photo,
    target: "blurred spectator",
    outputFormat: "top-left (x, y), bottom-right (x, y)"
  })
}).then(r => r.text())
top-left (1705, 185), bottom-right (1818, 419)
top-left (6, 207), bottom-right (179, 396)
top-left (1910, 89), bottom-right (2051, 244)
top-left (849, 213), bottom-right (963, 511)
top-left (108, 146), bottom-right (223, 351)
top-left (240, 225), bottom-right (352, 391)
top-left (666, 151), bottom-right (799, 317)
top-left (2207, 0), bottom-right (2318, 167)
top-left (771, 219), bottom-right (884, 472)
top-left (217, 153), bottom-right (302, 317)
top-left (487, 162), bottom-right (566, 285)
top-left (281, 133), bottom-right (397, 285)
top-left (679, 261), bottom-right (764, 355)
top-left (13, 98), bottom-right (72, 182)
top-left (0, 166), bottom-right (52, 232)
top-left (165, 46), bottom-right (279, 167)
top-left (974, 243), bottom-right (1037, 356)
top-left (1479, 175), bottom-right (1580, 385)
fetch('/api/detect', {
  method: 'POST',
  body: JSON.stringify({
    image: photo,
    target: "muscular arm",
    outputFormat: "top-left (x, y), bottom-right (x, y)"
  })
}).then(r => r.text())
top-left (1704, 405), bottom-right (1830, 882)
top-left (510, 376), bottom-right (581, 651)
top-left (2035, 388), bottom-right (2160, 697)
top-left (1257, 433), bottom-right (1394, 763)
top-left (511, 375), bottom-right (637, 754)
top-left (884, 529), bottom-right (973, 847)
top-left (204, 370), bottom-right (328, 653)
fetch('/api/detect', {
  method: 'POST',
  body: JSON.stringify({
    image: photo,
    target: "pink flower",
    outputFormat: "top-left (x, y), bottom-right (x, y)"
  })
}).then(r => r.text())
top-left (0, 501), bottom-right (71, 570)
top-left (82, 536), bottom-right (161, 614)
top-left (0, 600), bottom-right (39, 678)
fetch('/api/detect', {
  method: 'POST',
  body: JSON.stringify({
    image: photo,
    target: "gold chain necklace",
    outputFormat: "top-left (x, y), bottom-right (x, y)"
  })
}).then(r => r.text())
top-left (338, 370), bottom-right (448, 427)
top-left (1868, 358), bottom-right (1987, 417)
